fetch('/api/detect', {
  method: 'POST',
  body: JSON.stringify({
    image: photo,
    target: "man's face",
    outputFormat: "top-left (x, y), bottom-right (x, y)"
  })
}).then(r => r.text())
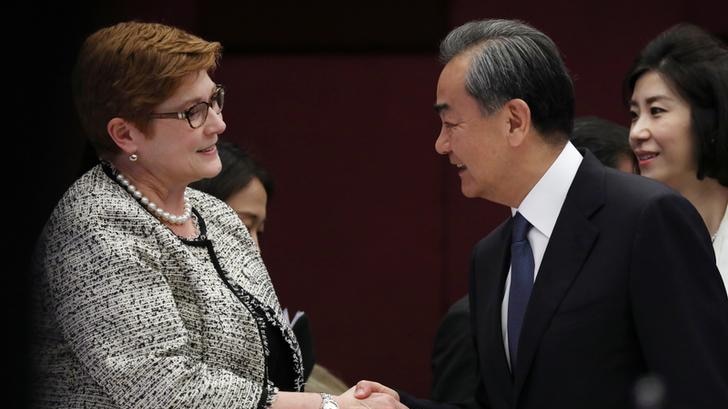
top-left (434, 53), bottom-right (512, 201)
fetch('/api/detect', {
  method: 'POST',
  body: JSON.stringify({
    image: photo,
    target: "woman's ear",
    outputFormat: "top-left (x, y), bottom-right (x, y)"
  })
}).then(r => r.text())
top-left (107, 117), bottom-right (142, 155)
top-left (504, 98), bottom-right (532, 147)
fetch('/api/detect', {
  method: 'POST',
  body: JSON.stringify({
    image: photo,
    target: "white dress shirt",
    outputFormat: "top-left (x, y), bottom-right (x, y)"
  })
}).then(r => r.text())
top-left (713, 203), bottom-right (728, 294)
top-left (501, 142), bottom-right (583, 369)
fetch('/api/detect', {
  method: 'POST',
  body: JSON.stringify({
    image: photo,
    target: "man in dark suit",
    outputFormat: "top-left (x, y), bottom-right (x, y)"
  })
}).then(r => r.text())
top-left (356, 19), bottom-right (728, 409)
top-left (429, 116), bottom-right (638, 404)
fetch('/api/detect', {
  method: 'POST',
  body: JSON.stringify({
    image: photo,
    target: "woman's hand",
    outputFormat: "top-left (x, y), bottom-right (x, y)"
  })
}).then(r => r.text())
top-left (336, 382), bottom-right (405, 409)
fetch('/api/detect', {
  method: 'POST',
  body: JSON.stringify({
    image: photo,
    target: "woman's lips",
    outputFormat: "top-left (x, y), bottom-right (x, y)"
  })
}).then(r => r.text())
top-left (198, 144), bottom-right (217, 154)
top-left (636, 152), bottom-right (658, 166)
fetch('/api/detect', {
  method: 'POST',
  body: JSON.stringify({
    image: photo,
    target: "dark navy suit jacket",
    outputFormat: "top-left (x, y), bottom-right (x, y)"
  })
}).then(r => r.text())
top-left (402, 151), bottom-right (728, 409)
top-left (430, 295), bottom-right (477, 405)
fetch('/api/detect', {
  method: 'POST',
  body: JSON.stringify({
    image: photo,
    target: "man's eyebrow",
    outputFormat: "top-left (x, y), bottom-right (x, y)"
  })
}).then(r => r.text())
top-left (434, 103), bottom-right (449, 113)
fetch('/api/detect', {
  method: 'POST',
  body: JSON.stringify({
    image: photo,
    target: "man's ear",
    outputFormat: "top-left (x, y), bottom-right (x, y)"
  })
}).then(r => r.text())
top-left (107, 117), bottom-right (142, 154)
top-left (504, 98), bottom-right (532, 147)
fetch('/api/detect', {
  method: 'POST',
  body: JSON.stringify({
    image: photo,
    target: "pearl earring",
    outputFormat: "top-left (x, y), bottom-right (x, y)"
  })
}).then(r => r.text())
top-left (129, 153), bottom-right (138, 162)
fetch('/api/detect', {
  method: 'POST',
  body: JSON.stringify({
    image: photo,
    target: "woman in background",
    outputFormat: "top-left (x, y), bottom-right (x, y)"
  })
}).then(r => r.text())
top-left (192, 141), bottom-right (273, 248)
top-left (626, 23), bottom-right (728, 292)
top-left (192, 141), bottom-right (349, 394)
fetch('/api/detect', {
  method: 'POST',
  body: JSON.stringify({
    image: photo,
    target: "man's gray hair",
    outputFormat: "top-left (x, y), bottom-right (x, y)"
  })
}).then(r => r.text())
top-left (439, 19), bottom-right (574, 138)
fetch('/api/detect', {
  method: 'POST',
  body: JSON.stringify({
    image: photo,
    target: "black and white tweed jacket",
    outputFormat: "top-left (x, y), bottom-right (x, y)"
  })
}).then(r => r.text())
top-left (31, 165), bottom-right (304, 408)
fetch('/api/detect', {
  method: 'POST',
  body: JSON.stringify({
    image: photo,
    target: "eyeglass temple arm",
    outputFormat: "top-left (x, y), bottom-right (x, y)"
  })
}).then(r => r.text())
top-left (149, 112), bottom-right (187, 119)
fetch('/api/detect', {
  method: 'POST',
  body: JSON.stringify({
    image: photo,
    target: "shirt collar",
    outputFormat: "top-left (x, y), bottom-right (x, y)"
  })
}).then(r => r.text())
top-left (511, 141), bottom-right (583, 238)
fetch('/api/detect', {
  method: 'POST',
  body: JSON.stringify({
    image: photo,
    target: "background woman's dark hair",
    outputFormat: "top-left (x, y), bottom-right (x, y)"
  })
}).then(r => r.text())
top-left (624, 23), bottom-right (728, 186)
top-left (190, 141), bottom-right (274, 200)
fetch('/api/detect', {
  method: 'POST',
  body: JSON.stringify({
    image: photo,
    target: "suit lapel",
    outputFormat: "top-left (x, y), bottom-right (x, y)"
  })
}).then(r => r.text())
top-left (512, 152), bottom-right (605, 402)
top-left (471, 220), bottom-right (515, 404)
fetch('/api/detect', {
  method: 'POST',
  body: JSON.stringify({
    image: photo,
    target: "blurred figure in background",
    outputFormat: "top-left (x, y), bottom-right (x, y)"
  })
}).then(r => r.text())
top-left (192, 141), bottom-right (349, 395)
top-left (571, 116), bottom-right (637, 174)
top-left (192, 140), bottom-right (273, 248)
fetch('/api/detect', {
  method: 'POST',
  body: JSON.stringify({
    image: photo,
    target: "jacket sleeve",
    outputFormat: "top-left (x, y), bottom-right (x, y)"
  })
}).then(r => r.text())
top-left (430, 296), bottom-right (479, 405)
top-left (630, 193), bottom-right (728, 408)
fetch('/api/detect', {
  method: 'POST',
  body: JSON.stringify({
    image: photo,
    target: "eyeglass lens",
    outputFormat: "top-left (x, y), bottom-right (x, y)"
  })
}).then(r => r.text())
top-left (189, 87), bottom-right (224, 128)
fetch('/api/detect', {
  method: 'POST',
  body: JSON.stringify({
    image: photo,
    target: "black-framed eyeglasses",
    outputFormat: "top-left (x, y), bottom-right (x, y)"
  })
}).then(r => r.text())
top-left (149, 84), bottom-right (225, 129)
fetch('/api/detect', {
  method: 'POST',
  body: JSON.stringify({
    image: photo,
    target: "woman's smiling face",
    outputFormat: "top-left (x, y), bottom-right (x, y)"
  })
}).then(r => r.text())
top-left (629, 70), bottom-right (697, 190)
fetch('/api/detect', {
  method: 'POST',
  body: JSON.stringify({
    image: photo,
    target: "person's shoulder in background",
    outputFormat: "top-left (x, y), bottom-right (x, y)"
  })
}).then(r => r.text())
top-left (430, 295), bottom-right (478, 403)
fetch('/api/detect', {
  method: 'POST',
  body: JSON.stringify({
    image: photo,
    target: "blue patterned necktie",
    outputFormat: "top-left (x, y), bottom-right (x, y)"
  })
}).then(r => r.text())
top-left (508, 212), bottom-right (534, 369)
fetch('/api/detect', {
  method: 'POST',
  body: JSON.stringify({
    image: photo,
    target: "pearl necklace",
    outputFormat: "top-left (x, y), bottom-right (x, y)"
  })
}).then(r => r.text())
top-left (115, 173), bottom-right (192, 225)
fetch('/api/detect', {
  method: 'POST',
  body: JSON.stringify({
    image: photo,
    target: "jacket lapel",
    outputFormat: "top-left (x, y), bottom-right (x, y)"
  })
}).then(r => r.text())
top-left (471, 220), bottom-right (515, 405)
top-left (512, 152), bottom-right (605, 402)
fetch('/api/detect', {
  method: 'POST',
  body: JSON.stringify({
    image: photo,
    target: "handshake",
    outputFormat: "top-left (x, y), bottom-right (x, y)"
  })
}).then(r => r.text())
top-left (334, 381), bottom-right (408, 409)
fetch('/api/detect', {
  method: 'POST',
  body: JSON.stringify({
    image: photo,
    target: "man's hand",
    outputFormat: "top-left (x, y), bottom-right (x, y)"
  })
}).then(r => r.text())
top-left (352, 380), bottom-right (400, 401)
top-left (335, 382), bottom-right (405, 409)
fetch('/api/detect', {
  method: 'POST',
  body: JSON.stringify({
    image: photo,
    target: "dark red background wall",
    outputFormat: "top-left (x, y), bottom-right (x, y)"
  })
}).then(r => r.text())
top-left (13, 1), bottom-right (727, 407)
